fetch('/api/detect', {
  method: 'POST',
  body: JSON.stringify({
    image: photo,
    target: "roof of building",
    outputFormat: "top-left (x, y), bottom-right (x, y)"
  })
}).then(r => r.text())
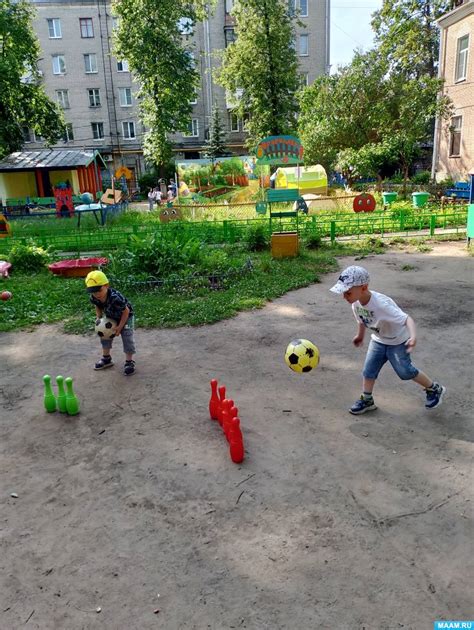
top-left (437, 0), bottom-right (474, 26)
top-left (0, 149), bottom-right (106, 172)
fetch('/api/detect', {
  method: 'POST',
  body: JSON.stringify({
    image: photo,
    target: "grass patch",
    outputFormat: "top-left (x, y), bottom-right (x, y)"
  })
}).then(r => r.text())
top-left (0, 242), bottom-right (373, 333)
top-left (0, 238), bottom-right (449, 334)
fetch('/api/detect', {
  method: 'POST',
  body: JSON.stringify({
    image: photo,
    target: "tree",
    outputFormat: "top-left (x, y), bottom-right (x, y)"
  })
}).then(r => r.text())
top-left (335, 141), bottom-right (399, 188)
top-left (217, 0), bottom-right (300, 151)
top-left (371, 0), bottom-right (453, 78)
top-left (0, 0), bottom-right (65, 159)
top-left (204, 105), bottom-right (227, 162)
top-left (113, 0), bottom-right (211, 165)
top-left (298, 50), bottom-right (452, 184)
top-left (298, 51), bottom-right (390, 171)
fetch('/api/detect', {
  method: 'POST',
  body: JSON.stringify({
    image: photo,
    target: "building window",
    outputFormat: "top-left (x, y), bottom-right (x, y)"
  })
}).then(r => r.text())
top-left (299, 34), bottom-right (309, 56)
top-left (185, 51), bottom-right (196, 69)
top-left (117, 59), bottom-right (129, 72)
top-left (119, 87), bottom-right (133, 106)
top-left (88, 88), bottom-right (101, 107)
top-left (224, 28), bottom-right (236, 47)
top-left (22, 127), bottom-right (32, 143)
top-left (449, 116), bottom-right (462, 156)
top-left (33, 132), bottom-right (43, 143)
top-left (122, 121), bottom-right (136, 139)
top-left (52, 55), bottom-right (66, 75)
top-left (184, 119), bottom-right (199, 137)
top-left (80, 18), bottom-right (94, 38)
top-left (455, 35), bottom-right (469, 82)
top-left (289, 0), bottom-right (307, 16)
top-left (189, 91), bottom-right (198, 105)
top-left (178, 17), bottom-right (194, 35)
top-left (47, 18), bottom-right (61, 38)
top-left (91, 122), bottom-right (104, 140)
top-left (63, 123), bottom-right (74, 142)
top-left (230, 113), bottom-right (239, 132)
top-left (299, 72), bottom-right (309, 87)
top-left (56, 89), bottom-right (70, 109)
top-left (84, 54), bottom-right (98, 73)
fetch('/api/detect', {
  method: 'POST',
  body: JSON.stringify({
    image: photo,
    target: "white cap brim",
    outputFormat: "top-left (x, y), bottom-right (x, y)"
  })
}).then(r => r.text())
top-left (330, 281), bottom-right (347, 294)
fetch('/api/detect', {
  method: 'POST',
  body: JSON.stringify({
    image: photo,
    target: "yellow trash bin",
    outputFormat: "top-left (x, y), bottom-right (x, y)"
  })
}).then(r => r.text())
top-left (271, 231), bottom-right (299, 258)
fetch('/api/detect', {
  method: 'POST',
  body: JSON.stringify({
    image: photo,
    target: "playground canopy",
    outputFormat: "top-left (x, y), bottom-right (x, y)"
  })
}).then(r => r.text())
top-left (275, 165), bottom-right (328, 195)
top-left (0, 149), bottom-right (107, 201)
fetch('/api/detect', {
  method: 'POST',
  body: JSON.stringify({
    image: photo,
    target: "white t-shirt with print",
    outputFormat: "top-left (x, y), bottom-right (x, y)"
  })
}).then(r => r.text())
top-left (352, 291), bottom-right (410, 345)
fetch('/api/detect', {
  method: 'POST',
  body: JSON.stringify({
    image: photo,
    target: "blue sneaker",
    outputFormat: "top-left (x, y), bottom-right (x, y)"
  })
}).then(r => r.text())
top-left (425, 383), bottom-right (445, 409)
top-left (349, 396), bottom-right (377, 415)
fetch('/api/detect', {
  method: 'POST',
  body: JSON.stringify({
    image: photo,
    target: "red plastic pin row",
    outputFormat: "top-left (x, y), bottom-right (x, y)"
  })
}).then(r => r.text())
top-left (209, 379), bottom-right (244, 464)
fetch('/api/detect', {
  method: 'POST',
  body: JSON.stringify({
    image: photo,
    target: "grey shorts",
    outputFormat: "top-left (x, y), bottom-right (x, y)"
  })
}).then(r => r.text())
top-left (100, 316), bottom-right (136, 354)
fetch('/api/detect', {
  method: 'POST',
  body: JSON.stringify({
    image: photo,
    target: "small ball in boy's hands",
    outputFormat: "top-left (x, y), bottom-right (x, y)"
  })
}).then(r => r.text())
top-left (95, 316), bottom-right (117, 339)
top-left (1, 291), bottom-right (12, 301)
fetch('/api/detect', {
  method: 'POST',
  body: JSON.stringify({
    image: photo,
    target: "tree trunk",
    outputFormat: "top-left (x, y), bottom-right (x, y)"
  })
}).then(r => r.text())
top-left (402, 163), bottom-right (409, 198)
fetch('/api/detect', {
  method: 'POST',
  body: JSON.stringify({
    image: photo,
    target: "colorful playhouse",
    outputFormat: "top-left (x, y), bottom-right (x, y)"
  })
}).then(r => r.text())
top-left (0, 149), bottom-right (107, 203)
top-left (275, 164), bottom-right (328, 195)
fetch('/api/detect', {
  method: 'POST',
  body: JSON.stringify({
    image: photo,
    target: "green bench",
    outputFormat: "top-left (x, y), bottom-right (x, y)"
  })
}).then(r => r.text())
top-left (5, 197), bottom-right (26, 208)
top-left (265, 188), bottom-right (303, 232)
top-left (265, 188), bottom-right (300, 216)
top-left (266, 188), bottom-right (300, 203)
top-left (30, 197), bottom-right (56, 207)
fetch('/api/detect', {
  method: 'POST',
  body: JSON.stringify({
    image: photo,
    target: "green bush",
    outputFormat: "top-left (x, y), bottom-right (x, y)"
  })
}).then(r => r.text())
top-left (305, 233), bottom-right (322, 249)
top-left (411, 171), bottom-right (431, 185)
top-left (138, 171), bottom-right (158, 192)
top-left (387, 171), bottom-right (404, 184)
top-left (8, 240), bottom-right (51, 272)
top-left (108, 233), bottom-right (203, 279)
top-left (245, 224), bottom-right (269, 251)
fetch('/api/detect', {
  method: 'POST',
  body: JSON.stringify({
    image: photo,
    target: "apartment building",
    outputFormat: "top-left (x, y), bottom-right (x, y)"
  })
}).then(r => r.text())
top-left (28, 0), bottom-right (142, 180)
top-left (432, 0), bottom-right (474, 182)
top-left (28, 0), bottom-right (330, 174)
top-left (171, 0), bottom-right (330, 159)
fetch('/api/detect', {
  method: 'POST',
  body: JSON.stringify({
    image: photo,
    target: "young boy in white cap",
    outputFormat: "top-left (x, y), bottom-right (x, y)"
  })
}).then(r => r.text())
top-left (85, 270), bottom-right (136, 375)
top-left (330, 265), bottom-right (445, 414)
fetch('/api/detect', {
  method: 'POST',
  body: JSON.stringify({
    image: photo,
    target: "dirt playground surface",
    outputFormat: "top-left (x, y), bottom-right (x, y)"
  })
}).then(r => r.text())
top-left (1, 242), bottom-right (473, 630)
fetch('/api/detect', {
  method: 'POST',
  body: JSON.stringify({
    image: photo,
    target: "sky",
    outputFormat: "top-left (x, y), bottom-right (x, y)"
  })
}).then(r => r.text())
top-left (330, 0), bottom-right (384, 72)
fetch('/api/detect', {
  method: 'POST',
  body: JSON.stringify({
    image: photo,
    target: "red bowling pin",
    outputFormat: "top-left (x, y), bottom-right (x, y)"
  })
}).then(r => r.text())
top-left (223, 399), bottom-right (234, 441)
top-left (226, 402), bottom-right (238, 441)
top-left (229, 417), bottom-right (244, 464)
top-left (221, 399), bottom-right (230, 435)
top-left (209, 379), bottom-right (219, 421)
top-left (218, 386), bottom-right (226, 426)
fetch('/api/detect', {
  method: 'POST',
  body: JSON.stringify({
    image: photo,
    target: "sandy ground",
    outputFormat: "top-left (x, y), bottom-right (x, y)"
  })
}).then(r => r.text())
top-left (1, 242), bottom-right (473, 630)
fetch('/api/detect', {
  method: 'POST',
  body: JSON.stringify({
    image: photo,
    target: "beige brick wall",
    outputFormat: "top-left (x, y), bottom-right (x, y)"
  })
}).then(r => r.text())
top-left (435, 8), bottom-right (474, 182)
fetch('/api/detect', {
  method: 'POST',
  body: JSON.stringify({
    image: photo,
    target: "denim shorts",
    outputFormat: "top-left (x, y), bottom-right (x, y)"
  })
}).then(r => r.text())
top-left (362, 339), bottom-right (419, 381)
top-left (100, 316), bottom-right (136, 354)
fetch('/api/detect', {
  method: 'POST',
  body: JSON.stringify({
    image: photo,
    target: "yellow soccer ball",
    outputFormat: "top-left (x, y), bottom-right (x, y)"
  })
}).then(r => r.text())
top-left (285, 339), bottom-right (319, 373)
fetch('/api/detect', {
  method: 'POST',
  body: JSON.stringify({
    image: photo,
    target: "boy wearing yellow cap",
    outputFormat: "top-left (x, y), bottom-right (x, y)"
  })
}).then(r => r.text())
top-left (85, 270), bottom-right (136, 375)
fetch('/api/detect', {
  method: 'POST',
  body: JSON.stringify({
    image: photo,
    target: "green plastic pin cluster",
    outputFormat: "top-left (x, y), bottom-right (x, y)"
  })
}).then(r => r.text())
top-left (43, 374), bottom-right (80, 416)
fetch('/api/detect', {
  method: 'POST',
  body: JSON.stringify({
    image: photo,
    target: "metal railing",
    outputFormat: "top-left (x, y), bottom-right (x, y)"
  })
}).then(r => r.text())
top-left (0, 208), bottom-right (467, 254)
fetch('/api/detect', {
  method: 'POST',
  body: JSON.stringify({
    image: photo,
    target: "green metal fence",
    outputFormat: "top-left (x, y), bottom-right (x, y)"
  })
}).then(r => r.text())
top-left (0, 207), bottom-right (467, 254)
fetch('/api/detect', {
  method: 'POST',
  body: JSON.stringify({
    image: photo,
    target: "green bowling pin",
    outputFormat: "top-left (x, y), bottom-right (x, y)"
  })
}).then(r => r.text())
top-left (65, 377), bottom-right (80, 416)
top-left (43, 375), bottom-right (57, 413)
top-left (56, 375), bottom-right (67, 413)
